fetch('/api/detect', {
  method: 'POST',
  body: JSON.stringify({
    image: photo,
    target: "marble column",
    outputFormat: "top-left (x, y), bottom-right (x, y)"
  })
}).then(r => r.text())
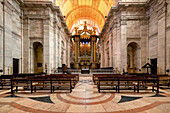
top-left (113, 21), bottom-right (117, 69)
top-left (59, 31), bottom-right (62, 67)
top-left (157, 2), bottom-right (166, 74)
top-left (93, 40), bottom-right (96, 62)
top-left (91, 36), bottom-right (97, 69)
top-left (116, 19), bottom-right (121, 71)
top-left (100, 39), bottom-right (104, 67)
top-left (166, 1), bottom-right (170, 75)
top-left (23, 17), bottom-right (30, 73)
top-left (110, 31), bottom-right (113, 67)
top-left (74, 37), bottom-right (79, 62)
top-left (57, 29), bottom-right (60, 67)
top-left (67, 39), bottom-right (71, 68)
top-left (120, 20), bottom-right (127, 73)
top-left (74, 36), bottom-right (80, 69)
top-left (43, 19), bottom-right (50, 74)
top-left (140, 19), bottom-right (148, 73)
top-left (53, 20), bottom-right (57, 70)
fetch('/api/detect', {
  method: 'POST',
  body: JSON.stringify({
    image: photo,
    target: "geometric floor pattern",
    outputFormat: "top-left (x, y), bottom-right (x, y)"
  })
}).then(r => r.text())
top-left (0, 76), bottom-right (170, 113)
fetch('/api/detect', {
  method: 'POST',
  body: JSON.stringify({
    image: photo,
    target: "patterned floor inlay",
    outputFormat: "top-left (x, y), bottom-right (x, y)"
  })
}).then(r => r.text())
top-left (5, 94), bottom-right (21, 98)
top-left (56, 93), bottom-right (115, 105)
top-left (29, 96), bottom-right (54, 104)
top-left (0, 76), bottom-right (170, 113)
top-left (118, 96), bottom-right (142, 103)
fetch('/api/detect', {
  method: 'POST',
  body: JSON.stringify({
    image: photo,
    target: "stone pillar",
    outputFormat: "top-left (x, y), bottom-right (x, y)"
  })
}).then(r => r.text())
top-left (73, 36), bottom-right (80, 69)
top-left (117, 19), bottom-right (121, 72)
top-left (166, 1), bottom-right (170, 75)
top-left (91, 36), bottom-right (97, 62)
top-left (67, 39), bottom-right (71, 68)
top-left (110, 31), bottom-right (113, 67)
top-left (113, 21), bottom-right (117, 69)
top-left (43, 19), bottom-right (50, 74)
top-left (23, 17), bottom-right (30, 73)
top-left (53, 19), bottom-right (57, 69)
top-left (94, 41), bottom-right (96, 62)
top-left (91, 36), bottom-right (97, 68)
top-left (100, 39), bottom-right (104, 67)
top-left (157, 1), bottom-right (166, 74)
top-left (140, 19), bottom-right (148, 73)
top-left (120, 20), bottom-right (127, 73)
top-left (74, 36), bottom-right (79, 62)
top-left (57, 29), bottom-right (60, 67)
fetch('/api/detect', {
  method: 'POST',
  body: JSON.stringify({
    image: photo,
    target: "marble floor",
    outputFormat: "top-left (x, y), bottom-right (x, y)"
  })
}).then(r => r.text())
top-left (0, 76), bottom-right (170, 113)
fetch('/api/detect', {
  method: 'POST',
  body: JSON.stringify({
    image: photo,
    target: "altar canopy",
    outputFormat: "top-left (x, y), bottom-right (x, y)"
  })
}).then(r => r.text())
top-left (71, 21), bottom-right (99, 69)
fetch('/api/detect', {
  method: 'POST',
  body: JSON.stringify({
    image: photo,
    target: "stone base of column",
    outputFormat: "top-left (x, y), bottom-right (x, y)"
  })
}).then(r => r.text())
top-left (74, 63), bottom-right (80, 69)
top-left (91, 63), bottom-right (97, 69)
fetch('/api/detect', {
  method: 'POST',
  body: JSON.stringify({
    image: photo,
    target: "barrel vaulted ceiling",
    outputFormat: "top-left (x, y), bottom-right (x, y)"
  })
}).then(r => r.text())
top-left (55, 0), bottom-right (115, 33)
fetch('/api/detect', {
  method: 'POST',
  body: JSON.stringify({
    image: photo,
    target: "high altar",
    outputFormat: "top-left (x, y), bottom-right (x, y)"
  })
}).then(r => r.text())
top-left (71, 22), bottom-right (99, 69)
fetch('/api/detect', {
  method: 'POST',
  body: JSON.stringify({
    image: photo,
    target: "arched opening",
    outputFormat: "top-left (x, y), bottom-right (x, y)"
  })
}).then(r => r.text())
top-left (33, 42), bottom-right (43, 73)
top-left (127, 42), bottom-right (139, 73)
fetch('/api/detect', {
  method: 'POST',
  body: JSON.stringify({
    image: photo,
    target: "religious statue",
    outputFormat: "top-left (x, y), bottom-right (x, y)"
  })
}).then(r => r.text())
top-left (74, 27), bottom-right (79, 35)
top-left (92, 27), bottom-right (97, 35)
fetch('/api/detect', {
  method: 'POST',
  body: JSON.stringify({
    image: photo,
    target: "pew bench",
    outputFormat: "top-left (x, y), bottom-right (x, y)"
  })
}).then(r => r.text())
top-left (11, 78), bottom-right (73, 93)
top-left (98, 76), bottom-right (159, 93)
top-left (93, 74), bottom-right (121, 85)
top-left (98, 78), bottom-right (136, 92)
top-left (0, 75), bottom-right (12, 88)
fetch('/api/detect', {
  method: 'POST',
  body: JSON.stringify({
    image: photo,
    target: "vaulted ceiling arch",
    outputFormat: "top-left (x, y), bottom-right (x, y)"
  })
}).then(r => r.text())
top-left (55, 0), bottom-right (115, 33)
top-left (65, 6), bottom-right (105, 22)
top-left (66, 7), bottom-right (105, 30)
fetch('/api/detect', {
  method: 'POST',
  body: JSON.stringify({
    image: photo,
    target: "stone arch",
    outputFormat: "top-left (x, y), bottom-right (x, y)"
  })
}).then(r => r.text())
top-left (33, 42), bottom-right (43, 73)
top-left (127, 42), bottom-right (140, 73)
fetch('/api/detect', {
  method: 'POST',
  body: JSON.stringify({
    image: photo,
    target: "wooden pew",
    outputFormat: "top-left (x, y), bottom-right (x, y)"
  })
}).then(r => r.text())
top-left (11, 74), bottom-right (79, 93)
top-left (98, 76), bottom-right (159, 93)
top-left (93, 74), bottom-right (121, 85)
top-left (0, 75), bottom-right (13, 88)
top-left (158, 75), bottom-right (170, 87)
top-left (50, 74), bottom-right (79, 88)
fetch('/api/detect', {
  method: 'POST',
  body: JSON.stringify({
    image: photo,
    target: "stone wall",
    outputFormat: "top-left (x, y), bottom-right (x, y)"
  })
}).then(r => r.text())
top-left (148, 0), bottom-right (170, 74)
top-left (101, 0), bottom-right (170, 74)
top-left (0, 0), bottom-right (22, 74)
top-left (0, 0), bottom-right (71, 74)
top-left (101, 1), bottom-right (148, 74)
top-left (21, 1), bottom-right (70, 74)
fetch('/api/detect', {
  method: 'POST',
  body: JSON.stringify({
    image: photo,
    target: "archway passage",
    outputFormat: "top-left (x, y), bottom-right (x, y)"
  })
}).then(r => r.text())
top-left (127, 42), bottom-right (139, 73)
top-left (33, 42), bottom-right (43, 73)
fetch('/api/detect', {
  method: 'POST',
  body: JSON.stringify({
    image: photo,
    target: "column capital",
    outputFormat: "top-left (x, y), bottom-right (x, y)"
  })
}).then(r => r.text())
top-left (120, 20), bottom-right (127, 25)
top-left (72, 35), bottom-right (80, 42)
top-left (43, 19), bottom-right (50, 25)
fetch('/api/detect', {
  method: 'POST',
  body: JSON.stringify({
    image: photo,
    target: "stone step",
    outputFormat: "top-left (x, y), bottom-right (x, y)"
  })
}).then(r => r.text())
top-left (79, 74), bottom-right (92, 77)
